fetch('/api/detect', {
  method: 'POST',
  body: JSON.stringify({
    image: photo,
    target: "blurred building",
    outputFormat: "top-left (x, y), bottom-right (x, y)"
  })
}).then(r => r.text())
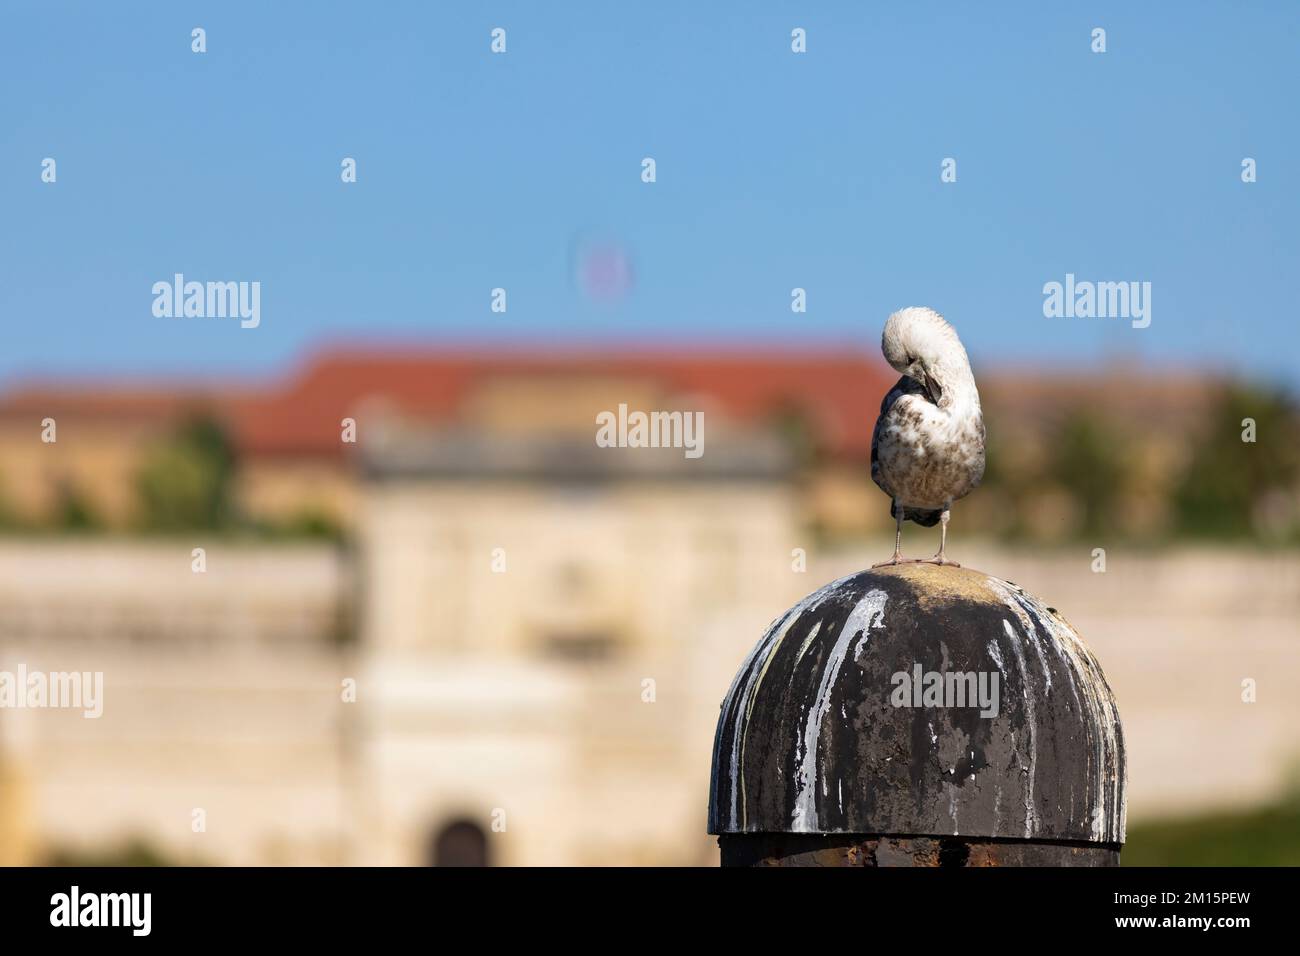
top-left (0, 348), bottom-right (1253, 544)
top-left (0, 348), bottom-right (1296, 865)
top-left (0, 440), bottom-right (803, 865)
top-left (0, 359), bottom-right (813, 864)
top-left (352, 420), bottom-right (798, 865)
top-left (0, 540), bottom-right (349, 865)
top-left (0, 348), bottom-right (894, 537)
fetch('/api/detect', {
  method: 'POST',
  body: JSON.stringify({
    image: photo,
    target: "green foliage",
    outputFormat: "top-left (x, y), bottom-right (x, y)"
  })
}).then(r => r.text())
top-left (135, 417), bottom-right (237, 532)
top-left (53, 481), bottom-right (101, 532)
top-left (1049, 411), bottom-right (1126, 537)
top-left (1175, 386), bottom-right (1300, 538)
top-left (43, 836), bottom-right (200, 867)
top-left (977, 424), bottom-right (1036, 541)
top-left (975, 382), bottom-right (1300, 545)
top-left (277, 509), bottom-right (345, 541)
top-left (0, 474), bottom-right (18, 531)
top-left (239, 508), bottom-right (345, 542)
top-left (1123, 787), bottom-right (1300, 866)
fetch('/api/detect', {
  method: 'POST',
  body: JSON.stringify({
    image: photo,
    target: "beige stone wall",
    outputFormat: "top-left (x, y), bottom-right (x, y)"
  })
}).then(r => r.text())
top-left (0, 751), bottom-right (32, 866)
top-left (813, 543), bottom-right (1300, 822)
top-left (0, 530), bottom-right (1296, 865)
top-left (355, 478), bottom-right (803, 865)
top-left (235, 460), bottom-right (357, 527)
top-left (0, 541), bottom-right (350, 865)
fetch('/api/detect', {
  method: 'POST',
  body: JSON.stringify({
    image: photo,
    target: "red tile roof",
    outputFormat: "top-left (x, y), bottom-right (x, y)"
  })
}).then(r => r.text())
top-left (0, 347), bottom-right (895, 461)
top-left (231, 347), bottom-right (893, 459)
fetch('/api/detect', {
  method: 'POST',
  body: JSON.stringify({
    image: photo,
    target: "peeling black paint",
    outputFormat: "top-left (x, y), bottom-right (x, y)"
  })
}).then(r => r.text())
top-left (708, 564), bottom-right (1126, 848)
top-left (719, 833), bottom-right (1120, 867)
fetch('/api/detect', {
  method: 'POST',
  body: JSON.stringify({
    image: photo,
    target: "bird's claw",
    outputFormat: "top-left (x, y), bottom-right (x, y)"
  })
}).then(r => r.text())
top-left (872, 555), bottom-right (924, 568)
top-left (921, 556), bottom-right (961, 567)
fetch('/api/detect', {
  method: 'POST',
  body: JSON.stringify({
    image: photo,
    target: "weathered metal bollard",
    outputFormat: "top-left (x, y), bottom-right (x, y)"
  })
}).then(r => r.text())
top-left (708, 563), bottom-right (1126, 866)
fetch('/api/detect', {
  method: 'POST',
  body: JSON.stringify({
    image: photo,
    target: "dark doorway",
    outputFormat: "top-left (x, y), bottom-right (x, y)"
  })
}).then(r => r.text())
top-left (430, 819), bottom-right (490, 867)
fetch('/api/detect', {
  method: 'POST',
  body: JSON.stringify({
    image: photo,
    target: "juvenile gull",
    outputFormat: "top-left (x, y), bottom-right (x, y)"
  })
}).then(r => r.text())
top-left (870, 306), bottom-right (985, 566)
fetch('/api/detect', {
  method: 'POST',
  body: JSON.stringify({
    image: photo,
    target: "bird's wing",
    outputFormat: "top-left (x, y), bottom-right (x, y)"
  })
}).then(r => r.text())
top-left (870, 375), bottom-right (923, 492)
top-left (969, 411), bottom-right (988, 488)
top-left (872, 376), bottom-right (947, 526)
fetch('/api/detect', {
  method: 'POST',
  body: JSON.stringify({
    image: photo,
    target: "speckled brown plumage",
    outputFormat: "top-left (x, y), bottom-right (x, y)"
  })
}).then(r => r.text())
top-left (870, 307), bottom-right (985, 561)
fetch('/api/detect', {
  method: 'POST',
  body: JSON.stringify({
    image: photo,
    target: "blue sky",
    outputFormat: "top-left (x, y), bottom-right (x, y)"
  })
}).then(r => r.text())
top-left (2, 1), bottom-right (1298, 388)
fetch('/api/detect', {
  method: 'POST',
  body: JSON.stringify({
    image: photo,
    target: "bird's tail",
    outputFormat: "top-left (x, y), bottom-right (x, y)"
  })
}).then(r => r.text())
top-left (892, 502), bottom-right (943, 527)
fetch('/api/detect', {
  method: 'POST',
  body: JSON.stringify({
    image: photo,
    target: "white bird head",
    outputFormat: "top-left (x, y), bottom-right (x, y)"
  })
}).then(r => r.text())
top-left (881, 306), bottom-right (976, 407)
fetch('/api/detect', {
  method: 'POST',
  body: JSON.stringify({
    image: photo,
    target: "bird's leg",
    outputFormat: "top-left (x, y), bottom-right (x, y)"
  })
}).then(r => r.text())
top-left (873, 504), bottom-right (919, 567)
top-left (924, 508), bottom-right (960, 567)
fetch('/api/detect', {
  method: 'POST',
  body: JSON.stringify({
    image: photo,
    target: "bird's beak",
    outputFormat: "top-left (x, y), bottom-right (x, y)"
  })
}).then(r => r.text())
top-left (914, 367), bottom-right (941, 405)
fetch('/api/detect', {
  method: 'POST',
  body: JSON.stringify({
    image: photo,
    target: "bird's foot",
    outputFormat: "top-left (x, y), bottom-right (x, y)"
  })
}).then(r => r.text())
top-left (872, 555), bottom-right (924, 568)
top-left (921, 555), bottom-right (960, 567)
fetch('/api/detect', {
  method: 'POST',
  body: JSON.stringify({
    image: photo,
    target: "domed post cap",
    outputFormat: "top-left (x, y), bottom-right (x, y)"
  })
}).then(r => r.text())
top-left (708, 564), bottom-right (1126, 865)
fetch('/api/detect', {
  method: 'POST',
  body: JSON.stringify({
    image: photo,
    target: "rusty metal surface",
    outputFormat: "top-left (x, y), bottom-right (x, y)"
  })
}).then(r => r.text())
top-left (708, 563), bottom-right (1126, 844)
top-left (720, 834), bottom-right (1119, 867)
